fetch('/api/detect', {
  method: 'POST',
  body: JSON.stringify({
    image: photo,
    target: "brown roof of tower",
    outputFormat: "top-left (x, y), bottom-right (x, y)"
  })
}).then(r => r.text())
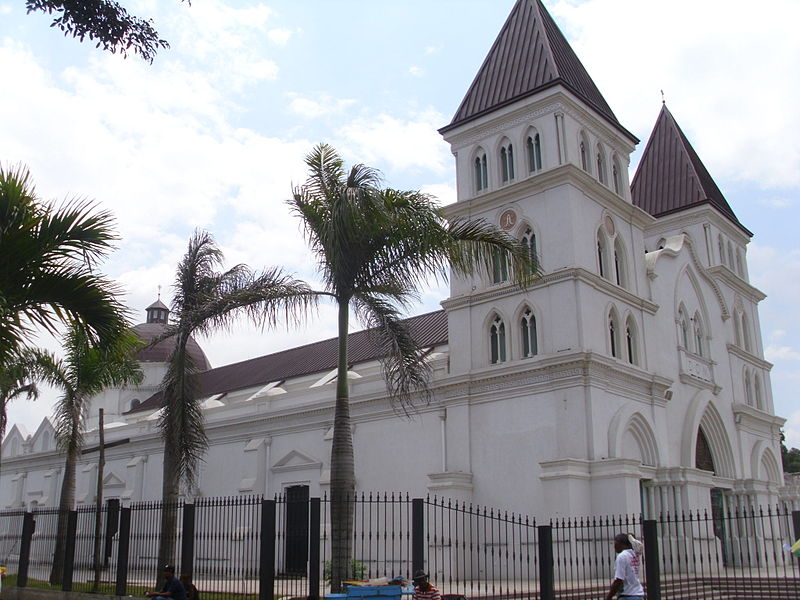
top-left (631, 104), bottom-right (750, 235)
top-left (126, 310), bottom-right (449, 415)
top-left (441, 0), bottom-right (635, 142)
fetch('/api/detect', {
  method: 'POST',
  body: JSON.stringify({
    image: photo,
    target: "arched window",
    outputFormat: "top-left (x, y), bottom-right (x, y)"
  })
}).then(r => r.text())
top-left (521, 226), bottom-right (538, 271)
top-left (693, 312), bottom-right (705, 357)
top-left (580, 139), bottom-right (589, 172)
top-left (625, 317), bottom-right (638, 365)
top-left (500, 142), bottom-right (515, 183)
top-left (613, 238), bottom-right (626, 287)
top-left (612, 162), bottom-right (620, 194)
top-left (741, 312), bottom-right (752, 352)
top-left (695, 428), bottom-right (716, 473)
top-left (490, 314), bottom-right (507, 364)
top-left (678, 306), bottom-right (689, 348)
top-left (609, 311), bottom-right (619, 358)
top-left (474, 152), bottom-right (488, 191)
top-left (754, 373), bottom-right (763, 409)
top-left (597, 231), bottom-right (608, 279)
top-left (596, 146), bottom-right (607, 185)
top-left (744, 369), bottom-right (754, 406)
top-left (718, 235), bottom-right (726, 266)
top-left (521, 308), bottom-right (538, 358)
top-left (527, 133), bottom-right (542, 172)
top-left (492, 247), bottom-right (509, 284)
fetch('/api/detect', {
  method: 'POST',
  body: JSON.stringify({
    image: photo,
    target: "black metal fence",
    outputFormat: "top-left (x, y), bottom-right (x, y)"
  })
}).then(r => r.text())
top-left (1, 495), bottom-right (799, 600)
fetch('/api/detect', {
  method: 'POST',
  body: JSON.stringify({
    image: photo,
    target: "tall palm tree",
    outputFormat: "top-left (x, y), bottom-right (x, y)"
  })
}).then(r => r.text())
top-left (0, 164), bottom-right (128, 366)
top-left (38, 324), bottom-right (144, 584)
top-left (155, 230), bottom-right (315, 572)
top-left (289, 144), bottom-right (540, 590)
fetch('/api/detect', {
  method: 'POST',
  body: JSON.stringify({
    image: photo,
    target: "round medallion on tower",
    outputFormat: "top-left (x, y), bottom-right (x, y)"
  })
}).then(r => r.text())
top-left (499, 208), bottom-right (518, 231)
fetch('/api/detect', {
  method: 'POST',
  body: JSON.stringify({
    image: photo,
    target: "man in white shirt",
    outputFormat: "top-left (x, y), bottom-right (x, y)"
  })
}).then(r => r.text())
top-left (605, 533), bottom-right (644, 600)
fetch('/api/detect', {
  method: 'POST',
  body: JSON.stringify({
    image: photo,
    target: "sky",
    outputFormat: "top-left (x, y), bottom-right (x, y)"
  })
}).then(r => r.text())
top-left (2, 0), bottom-right (799, 446)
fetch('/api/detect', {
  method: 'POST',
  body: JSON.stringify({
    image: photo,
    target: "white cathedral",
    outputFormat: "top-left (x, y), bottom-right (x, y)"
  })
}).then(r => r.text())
top-left (3, 0), bottom-right (798, 519)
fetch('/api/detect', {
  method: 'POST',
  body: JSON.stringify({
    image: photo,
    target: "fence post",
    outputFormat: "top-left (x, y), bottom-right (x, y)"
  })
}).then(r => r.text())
top-left (105, 498), bottom-right (120, 567)
top-left (792, 510), bottom-right (800, 570)
top-left (181, 503), bottom-right (196, 577)
top-left (115, 506), bottom-right (132, 597)
top-left (537, 525), bottom-right (554, 600)
top-left (259, 499), bottom-right (276, 600)
top-left (643, 519), bottom-right (661, 600)
top-left (309, 498), bottom-right (321, 600)
top-left (62, 509), bottom-right (79, 591)
top-left (17, 512), bottom-right (36, 588)
top-left (412, 498), bottom-right (424, 576)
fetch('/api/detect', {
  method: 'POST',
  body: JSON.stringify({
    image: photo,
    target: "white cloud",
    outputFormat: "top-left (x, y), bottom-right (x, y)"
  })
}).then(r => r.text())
top-left (765, 345), bottom-right (800, 362)
top-left (337, 109), bottom-right (451, 174)
top-left (550, 0), bottom-right (800, 187)
top-left (408, 66), bottom-right (424, 77)
top-left (760, 196), bottom-right (795, 209)
top-left (267, 28), bottom-right (292, 46)
top-left (289, 94), bottom-right (357, 118)
top-left (424, 45), bottom-right (441, 55)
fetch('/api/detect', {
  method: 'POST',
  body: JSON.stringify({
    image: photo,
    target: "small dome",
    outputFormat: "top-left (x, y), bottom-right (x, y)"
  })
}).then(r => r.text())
top-left (132, 300), bottom-right (211, 370)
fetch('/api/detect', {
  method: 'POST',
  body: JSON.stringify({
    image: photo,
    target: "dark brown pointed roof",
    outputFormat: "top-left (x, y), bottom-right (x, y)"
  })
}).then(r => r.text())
top-left (442, 0), bottom-right (635, 141)
top-left (631, 104), bottom-right (750, 235)
top-left (126, 310), bottom-right (449, 414)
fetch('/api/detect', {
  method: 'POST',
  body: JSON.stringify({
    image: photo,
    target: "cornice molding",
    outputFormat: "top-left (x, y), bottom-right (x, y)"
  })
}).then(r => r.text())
top-left (726, 344), bottom-right (773, 370)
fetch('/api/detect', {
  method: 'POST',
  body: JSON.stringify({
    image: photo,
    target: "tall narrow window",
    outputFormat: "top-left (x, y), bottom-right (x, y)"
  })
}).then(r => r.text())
top-left (500, 142), bottom-right (514, 182)
top-left (626, 318), bottom-right (637, 365)
top-left (521, 308), bottom-right (538, 358)
top-left (727, 241), bottom-right (735, 270)
top-left (736, 250), bottom-right (743, 277)
top-left (490, 315), bottom-right (507, 364)
top-left (741, 312), bottom-right (752, 352)
top-left (580, 140), bottom-right (588, 171)
top-left (521, 227), bottom-right (538, 271)
top-left (597, 232), bottom-right (607, 278)
top-left (596, 149), bottom-right (606, 185)
top-left (500, 147), bottom-right (509, 182)
top-left (492, 248), bottom-right (509, 284)
top-left (734, 311), bottom-right (743, 347)
top-left (678, 307), bottom-right (689, 348)
top-left (744, 370), bottom-right (754, 406)
top-left (507, 144), bottom-right (514, 180)
top-left (693, 313), bottom-right (704, 357)
top-left (609, 314), bottom-right (618, 358)
top-left (754, 373), bottom-right (763, 409)
top-left (527, 134), bottom-right (542, 172)
top-left (612, 162), bottom-right (620, 194)
top-left (475, 153), bottom-right (488, 191)
top-left (614, 249), bottom-right (621, 285)
top-left (718, 235), bottom-right (726, 266)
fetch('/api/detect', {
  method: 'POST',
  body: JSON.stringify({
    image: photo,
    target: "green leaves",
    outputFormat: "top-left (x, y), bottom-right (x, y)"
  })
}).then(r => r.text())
top-left (0, 164), bottom-right (128, 370)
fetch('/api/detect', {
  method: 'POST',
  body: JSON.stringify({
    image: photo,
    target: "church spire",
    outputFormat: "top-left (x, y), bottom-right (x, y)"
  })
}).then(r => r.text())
top-left (631, 104), bottom-right (750, 235)
top-left (442, 0), bottom-right (634, 141)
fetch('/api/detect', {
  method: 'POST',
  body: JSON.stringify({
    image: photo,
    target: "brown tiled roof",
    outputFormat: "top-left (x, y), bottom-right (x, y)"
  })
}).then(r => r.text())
top-left (127, 310), bottom-right (449, 414)
top-left (442, 0), bottom-right (635, 141)
top-left (631, 104), bottom-right (750, 235)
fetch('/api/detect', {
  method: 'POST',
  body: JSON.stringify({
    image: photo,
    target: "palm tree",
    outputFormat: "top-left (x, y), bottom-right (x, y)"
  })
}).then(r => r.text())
top-left (0, 163), bottom-right (128, 367)
top-left (289, 143), bottom-right (540, 590)
top-left (155, 230), bottom-right (315, 572)
top-left (0, 350), bottom-right (42, 472)
top-left (37, 324), bottom-right (144, 584)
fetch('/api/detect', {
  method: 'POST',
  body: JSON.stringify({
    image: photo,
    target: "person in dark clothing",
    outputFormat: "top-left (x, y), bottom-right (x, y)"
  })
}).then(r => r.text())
top-left (180, 573), bottom-right (200, 600)
top-left (146, 564), bottom-right (187, 600)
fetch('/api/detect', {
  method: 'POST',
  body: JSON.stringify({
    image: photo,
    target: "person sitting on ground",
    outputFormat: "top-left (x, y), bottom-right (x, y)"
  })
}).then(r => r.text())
top-left (412, 570), bottom-right (441, 600)
top-left (180, 573), bottom-right (200, 600)
top-left (605, 533), bottom-right (644, 600)
top-left (146, 564), bottom-right (187, 600)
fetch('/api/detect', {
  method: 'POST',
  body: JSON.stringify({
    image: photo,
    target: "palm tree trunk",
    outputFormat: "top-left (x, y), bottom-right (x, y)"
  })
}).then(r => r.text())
top-left (157, 439), bottom-right (181, 585)
top-left (50, 440), bottom-right (79, 585)
top-left (329, 300), bottom-right (355, 592)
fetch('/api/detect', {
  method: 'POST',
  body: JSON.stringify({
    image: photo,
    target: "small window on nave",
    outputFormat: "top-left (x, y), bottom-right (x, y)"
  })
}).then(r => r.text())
top-left (500, 142), bottom-right (515, 183)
